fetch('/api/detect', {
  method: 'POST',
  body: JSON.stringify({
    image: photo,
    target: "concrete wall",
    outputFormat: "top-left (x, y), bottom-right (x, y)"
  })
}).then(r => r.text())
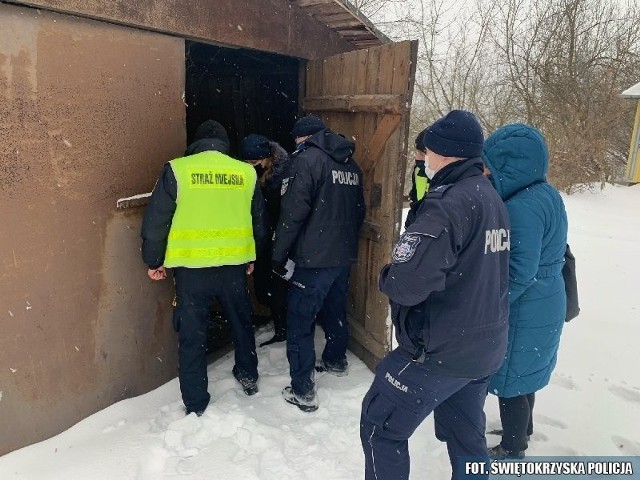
top-left (0, 4), bottom-right (185, 454)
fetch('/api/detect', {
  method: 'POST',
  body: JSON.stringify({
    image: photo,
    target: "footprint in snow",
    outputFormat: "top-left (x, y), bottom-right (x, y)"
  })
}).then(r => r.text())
top-left (551, 373), bottom-right (579, 391)
top-left (608, 385), bottom-right (640, 405)
top-left (612, 435), bottom-right (640, 455)
top-left (536, 414), bottom-right (568, 430)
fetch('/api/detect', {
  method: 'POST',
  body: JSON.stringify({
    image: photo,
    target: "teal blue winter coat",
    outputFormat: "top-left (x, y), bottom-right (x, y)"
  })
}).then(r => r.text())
top-left (483, 124), bottom-right (568, 398)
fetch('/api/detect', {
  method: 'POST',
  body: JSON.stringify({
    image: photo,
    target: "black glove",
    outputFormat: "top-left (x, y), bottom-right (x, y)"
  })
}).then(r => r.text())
top-left (272, 260), bottom-right (288, 279)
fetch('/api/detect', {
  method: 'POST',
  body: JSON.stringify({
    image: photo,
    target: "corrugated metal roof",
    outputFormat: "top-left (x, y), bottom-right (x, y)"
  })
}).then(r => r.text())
top-left (621, 82), bottom-right (640, 99)
top-left (290, 0), bottom-right (389, 49)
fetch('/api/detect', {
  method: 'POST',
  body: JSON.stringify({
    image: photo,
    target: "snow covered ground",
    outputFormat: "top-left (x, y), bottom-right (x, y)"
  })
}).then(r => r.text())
top-left (1, 184), bottom-right (640, 479)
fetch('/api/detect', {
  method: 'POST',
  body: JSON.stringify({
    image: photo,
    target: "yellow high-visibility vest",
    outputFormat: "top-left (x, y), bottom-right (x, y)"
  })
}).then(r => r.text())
top-left (414, 165), bottom-right (429, 201)
top-left (164, 151), bottom-right (257, 268)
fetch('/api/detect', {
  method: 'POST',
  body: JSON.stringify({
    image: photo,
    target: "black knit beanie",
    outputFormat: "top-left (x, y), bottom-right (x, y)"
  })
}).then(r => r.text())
top-left (422, 110), bottom-right (483, 158)
top-left (291, 115), bottom-right (326, 138)
top-left (239, 134), bottom-right (271, 160)
top-left (193, 120), bottom-right (230, 147)
top-left (415, 128), bottom-right (428, 152)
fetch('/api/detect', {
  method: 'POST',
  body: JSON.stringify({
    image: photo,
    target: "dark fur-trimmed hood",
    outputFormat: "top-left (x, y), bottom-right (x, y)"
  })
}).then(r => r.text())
top-left (264, 142), bottom-right (291, 194)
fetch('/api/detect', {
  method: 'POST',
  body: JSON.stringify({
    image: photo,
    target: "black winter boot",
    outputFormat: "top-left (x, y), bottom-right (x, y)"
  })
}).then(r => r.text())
top-left (232, 366), bottom-right (258, 396)
top-left (488, 444), bottom-right (525, 460)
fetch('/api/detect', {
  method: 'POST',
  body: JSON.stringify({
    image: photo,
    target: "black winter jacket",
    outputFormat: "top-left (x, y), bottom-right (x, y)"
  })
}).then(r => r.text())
top-left (380, 158), bottom-right (510, 379)
top-left (272, 128), bottom-right (365, 268)
top-left (141, 142), bottom-right (269, 269)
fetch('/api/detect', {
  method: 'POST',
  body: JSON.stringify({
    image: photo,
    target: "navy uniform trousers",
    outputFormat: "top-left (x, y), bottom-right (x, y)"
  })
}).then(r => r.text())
top-left (360, 348), bottom-right (491, 480)
top-left (286, 266), bottom-right (350, 398)
top-left (173, 265), bottom-right (258, 413)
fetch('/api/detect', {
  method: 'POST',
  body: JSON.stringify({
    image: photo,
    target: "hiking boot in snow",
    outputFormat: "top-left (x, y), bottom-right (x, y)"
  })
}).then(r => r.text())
top-left (259, 331), bottom-right (286, 347)
top-left (488, 444), bottom-right (525, 460)
top-left (233, 366), bottom-right (258, 396)
top-left (315, 359), bottom-right (348, 377)
top-left (282, 386), bottom-right (318, 412)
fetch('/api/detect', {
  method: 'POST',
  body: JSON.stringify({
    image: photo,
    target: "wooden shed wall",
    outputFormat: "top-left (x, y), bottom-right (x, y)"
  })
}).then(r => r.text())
top-left (10, 0), bottom-right (356, 59)
top-left (0, 4), bottom-right (185, 454)
top-left (0, 0), bottom-right (383, 455)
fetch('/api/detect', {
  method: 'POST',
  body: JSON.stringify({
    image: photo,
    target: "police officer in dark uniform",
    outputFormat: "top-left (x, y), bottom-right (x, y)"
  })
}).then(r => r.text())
top-left (272, 115), bottom-right (365, 412)
top-left (141, 120), bottom-right (269, 416)
top-left (360, 110), bottom-right (510, 479)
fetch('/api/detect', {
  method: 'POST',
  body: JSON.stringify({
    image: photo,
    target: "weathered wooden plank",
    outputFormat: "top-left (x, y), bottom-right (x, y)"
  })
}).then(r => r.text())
top-left (352, 240), bottom-right (369, 326)
top-left (349, 314), bottom-right (388, 359)
top-left (330, 28), bottom-right (372, 36)
top-left (317, 13), bottom-right (359, 22)
top-left (365, 44), bottom-right (381, 94)
top-left (306, 59), bottom-right (323, 98)
top-left (377, 43), bottom-right (396, 94)
top-left (336, 53), bottom-right (348, 93)
top-left (303, 94), bottom-right (404, 114)
top-left (391, 41), bottom-right (412, 94)
top-left (354, 49), bottom-right (369, 95)
top-left (341, 50), bottom-right (358, 94)
top-left (360, 220), bottom-right (381, 243)
top-left (353, 40), bottom-right (384, 49)
top-left (363, 114), bottom-right (402, 175)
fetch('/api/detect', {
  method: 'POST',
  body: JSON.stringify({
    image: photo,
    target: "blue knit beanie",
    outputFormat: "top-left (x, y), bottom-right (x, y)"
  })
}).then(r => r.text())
top-left (422, 110), bottom-right (483, 158)
top-left (239, 134), bottom-right (271, 160)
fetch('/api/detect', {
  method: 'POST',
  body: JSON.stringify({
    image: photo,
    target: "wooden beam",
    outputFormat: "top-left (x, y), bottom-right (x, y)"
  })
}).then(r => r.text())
top-left (363, 114), bottom-right (402, 177)
top-left (303, 94), bottom-right (404, 114)
top-left (360, 220), bottom-right (381, 243)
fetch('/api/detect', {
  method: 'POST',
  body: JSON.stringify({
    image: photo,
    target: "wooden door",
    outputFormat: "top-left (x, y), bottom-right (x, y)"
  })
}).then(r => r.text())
top-left (304, 40), bottom-right (418, 370)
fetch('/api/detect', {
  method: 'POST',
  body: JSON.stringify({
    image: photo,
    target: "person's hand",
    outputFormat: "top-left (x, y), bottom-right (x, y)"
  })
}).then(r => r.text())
top-left (246, 262), bottom-right (255, 275)
top-left (272, 260), bottom-right (288, 279)
top-left (148, 266), bottom-right (167, 281)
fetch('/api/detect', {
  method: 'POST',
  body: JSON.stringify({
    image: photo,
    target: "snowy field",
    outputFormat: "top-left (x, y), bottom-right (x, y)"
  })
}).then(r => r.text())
top-left (1, 184), bottom-right (640, 479)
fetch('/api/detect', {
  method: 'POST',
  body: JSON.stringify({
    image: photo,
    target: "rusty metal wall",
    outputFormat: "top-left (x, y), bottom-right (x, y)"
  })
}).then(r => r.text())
top-left (0, 4), bottom-right (185, 454)
top-left (11, 0), bottom-right (354, 59)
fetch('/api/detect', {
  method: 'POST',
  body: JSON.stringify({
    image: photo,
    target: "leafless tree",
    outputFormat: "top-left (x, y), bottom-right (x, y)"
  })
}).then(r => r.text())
top-left (376, 0), bottom-right (640, 191)
top-left (346, 0), bottom-right (407, 25)
top-left (487, 0), bottom-right (640, 190)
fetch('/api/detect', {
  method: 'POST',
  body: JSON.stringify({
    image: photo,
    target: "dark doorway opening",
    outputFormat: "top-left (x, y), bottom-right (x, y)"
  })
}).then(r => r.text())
top-left (186, 42), bottom-right (302, 155)
top-left (185, 42), bottom-right (301, 354)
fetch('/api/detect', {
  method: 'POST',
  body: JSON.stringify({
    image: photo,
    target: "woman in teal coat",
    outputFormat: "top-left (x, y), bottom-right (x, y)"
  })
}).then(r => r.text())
top-left (483, 124), bottom-right (568, 459)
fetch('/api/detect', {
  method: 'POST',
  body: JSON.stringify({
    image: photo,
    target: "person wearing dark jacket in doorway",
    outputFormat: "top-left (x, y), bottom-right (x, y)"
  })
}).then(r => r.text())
top-left (239, 133), bottom-right (292, 347)
top-left (141, 120), bottom-right (269, 415)
top-left (272, 115), bottom-right (366, 412)
top-left (483, 124), bottom-right (568, 460)
top-left (404, 128), bottom-right (430, 229)
top-left (360, 110), bottom-right (510, 480)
